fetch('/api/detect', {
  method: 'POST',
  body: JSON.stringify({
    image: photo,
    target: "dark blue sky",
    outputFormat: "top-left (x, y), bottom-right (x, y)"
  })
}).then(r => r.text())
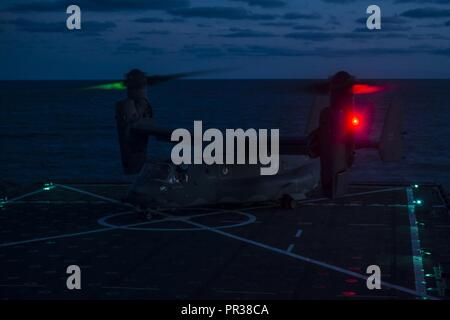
top-left (0, 0), bottom-right (449, 79)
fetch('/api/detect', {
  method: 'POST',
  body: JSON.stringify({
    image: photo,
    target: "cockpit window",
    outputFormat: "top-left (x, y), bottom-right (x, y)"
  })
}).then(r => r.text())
top-left (142, 163), bottom-right (172, 180)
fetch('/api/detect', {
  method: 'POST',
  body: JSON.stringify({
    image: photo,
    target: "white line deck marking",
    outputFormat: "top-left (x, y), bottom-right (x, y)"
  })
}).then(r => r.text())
top-left (287, 244), bottom-right (294, 252)
top-left (55, 184), bottom-right (133, 207)
top-left (406, 187), bottom-right (427, 298)
top-left (1, 184), bottom-right (438, 300)
top-left (295, 229), bottom-right (303, 238)
top-left (296, 187), bottom-right (404, 205)
top-left (158, 208), bottom-right (438, 300)
top-left (0, 211), bottom-right (178, 248)
top-left (4, 188), bottom-right (46, 204)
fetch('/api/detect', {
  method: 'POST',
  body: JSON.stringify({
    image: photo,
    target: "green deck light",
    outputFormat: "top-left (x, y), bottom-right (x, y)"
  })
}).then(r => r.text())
top-left (43, 182), bottom-right (55, 191)
top-left (425, 273), bottom-right (433, 277)
top-left (413, 184), bottom-right (419, 189)
top-left (414, 199), bottom-right (423, 205)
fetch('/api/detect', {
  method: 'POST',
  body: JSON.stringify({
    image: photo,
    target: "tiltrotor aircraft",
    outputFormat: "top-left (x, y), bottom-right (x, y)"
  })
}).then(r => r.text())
top-left (90, 69), bottom-right (404, 218)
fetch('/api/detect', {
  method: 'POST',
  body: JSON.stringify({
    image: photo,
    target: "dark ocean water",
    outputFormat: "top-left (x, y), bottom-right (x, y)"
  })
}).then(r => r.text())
top-left (1, 80), bottom-right (450, 190)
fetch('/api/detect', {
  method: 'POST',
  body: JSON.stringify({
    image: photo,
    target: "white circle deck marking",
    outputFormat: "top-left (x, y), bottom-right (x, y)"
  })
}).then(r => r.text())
top-left (97, 209), bottom-right (256, 232)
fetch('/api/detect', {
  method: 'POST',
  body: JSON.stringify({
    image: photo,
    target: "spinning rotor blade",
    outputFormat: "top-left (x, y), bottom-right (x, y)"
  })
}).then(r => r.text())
top-left (282, 81), bottom-right (386, 96)
top-left (85, 68), bottom-right (231, 90)
top-left (146, 69), bottom-right (224, 86)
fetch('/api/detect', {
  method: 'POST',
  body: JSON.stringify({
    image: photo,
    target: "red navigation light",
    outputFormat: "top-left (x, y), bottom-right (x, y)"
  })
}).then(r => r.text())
top-left (352, 84), bottom-right (383, 95)
top-left (348, 112), bottom-right (363, 131)
top-left (351, 116), bottom-right (360, 127)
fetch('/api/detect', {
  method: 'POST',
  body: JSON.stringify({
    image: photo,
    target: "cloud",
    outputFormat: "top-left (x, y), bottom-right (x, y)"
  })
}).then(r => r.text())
top-left (229, 0), bottom-right (287, 8)
top-left (395, 0), bottom-right (450, 3)
top-left (355, 16), bottom-right (408, 25)
top-left (134, 17), bottom-right (166, 23)
top-left (285, 32), bottom-right (335, 41)
top-left (169, 6), bottom-right (277, 20)
top-left (125, 36), bottom-right (144, 41)
top-left (5, 18), bottom-right (115, 36)
top-left (285, 30), bottom-right (410, 42)
top-left (170, 43), bottom-right (450, 59)
top-left (7, 0), bottom-right (189, 12)
top-left (401, 7), bottom-right (450, 18)
top-left (283, 12), bottom-right (322, 20)
top-left (354, 15), bottom-right (412, 31)
top-left (138, 30), bottom-right (171, 35)
top-left (292, 25), bottom-right (324, 31)
top-left (223, 45), bottom-right (432, 58)
top-left (320, 0), bottom-right (357, 3)
top-left (408, 33), bottom-right (450, 40)
top-left (354, 16), bottom-right (412, 32)
top-left (133, 17), bottom-right (185, 23)
top-left (181, 45), bottom-right (225, 58)
top-left (351, 29), bottom-right (409, 38)
top-left (260, 22), bottom-right (296, 27)
top-left (218, 28), bottom-right (275, 38)
top-left (433, 48), bottom-right (450, 56)
top-left (354, 25), bottom-right (412, 32)
top-left (226, 45), bottom-right (305, 56)
top-left (197, 23), bottom-right (212, 28)
top-left (115, 42), bottom-right (165, 54)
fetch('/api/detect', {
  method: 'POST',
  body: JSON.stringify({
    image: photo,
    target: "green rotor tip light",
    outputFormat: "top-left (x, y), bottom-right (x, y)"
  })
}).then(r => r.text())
top-left (86, 81), bottom-right (126, 90)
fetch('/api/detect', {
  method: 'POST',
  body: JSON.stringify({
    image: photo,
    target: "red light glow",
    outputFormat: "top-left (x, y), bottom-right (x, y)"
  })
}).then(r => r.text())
top-left (352, 84), bottom-right (384, 95)
top-left (341, 291), bottom-right (358, 297)
top-left (350, 115), bottom-right (361, 128)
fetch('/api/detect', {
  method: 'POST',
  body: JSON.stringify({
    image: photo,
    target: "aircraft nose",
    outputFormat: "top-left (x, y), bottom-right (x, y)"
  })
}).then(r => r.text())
top-left (126, 182), bottom-right (168, 206)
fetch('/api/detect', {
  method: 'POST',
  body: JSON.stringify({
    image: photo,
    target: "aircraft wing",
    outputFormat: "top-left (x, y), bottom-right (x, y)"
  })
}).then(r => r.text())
top-left (131, 118), bottom-right (173, 141)
top-left (279, 137), bottom-right (309, 155)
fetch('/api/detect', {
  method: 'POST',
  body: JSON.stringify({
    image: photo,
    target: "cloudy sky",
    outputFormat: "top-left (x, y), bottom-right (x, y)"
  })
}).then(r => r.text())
top-left (0, 0), bottom-right (449, 79)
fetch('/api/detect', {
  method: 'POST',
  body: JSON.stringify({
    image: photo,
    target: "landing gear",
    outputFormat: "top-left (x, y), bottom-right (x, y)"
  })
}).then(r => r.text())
top-left (135, 205), bottom-right (153, 221)
top-left (280, 194), bottom-right (297, 209)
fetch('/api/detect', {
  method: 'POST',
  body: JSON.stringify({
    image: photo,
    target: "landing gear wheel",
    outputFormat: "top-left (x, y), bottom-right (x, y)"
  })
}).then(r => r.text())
top-left (280, 195), bottom-right (297, 209)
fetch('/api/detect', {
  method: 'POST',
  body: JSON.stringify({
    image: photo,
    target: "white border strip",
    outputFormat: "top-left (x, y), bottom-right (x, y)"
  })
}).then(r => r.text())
top-left (405, 187), bottom-right (427, 298)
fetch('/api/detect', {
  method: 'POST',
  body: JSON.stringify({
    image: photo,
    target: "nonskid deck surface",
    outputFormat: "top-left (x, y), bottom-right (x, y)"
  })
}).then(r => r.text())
top-left (0, 182), bottom-right (449, 299)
